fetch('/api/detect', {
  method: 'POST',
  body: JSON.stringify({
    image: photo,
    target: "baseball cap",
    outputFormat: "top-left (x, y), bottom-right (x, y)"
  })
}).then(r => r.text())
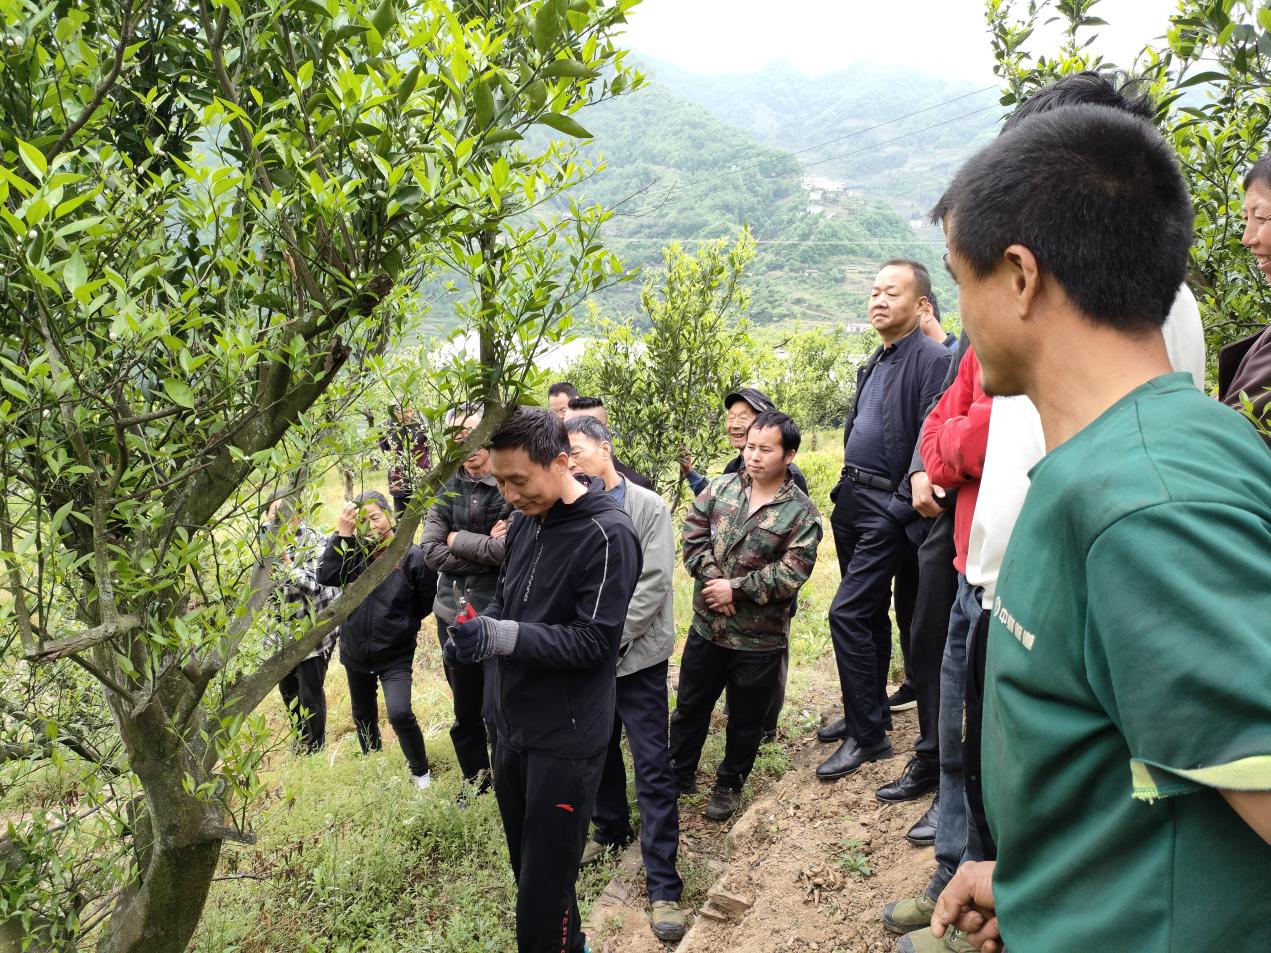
top-left (724, 387), bottom-right (775, 414)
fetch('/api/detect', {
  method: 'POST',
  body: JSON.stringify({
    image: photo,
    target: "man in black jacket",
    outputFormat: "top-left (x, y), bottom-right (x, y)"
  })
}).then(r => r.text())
top-left (318, 490), bottom-right (437, 789)
top-left (445, 408), bottom-right (641, 953)
top-left (420, 407), bottom-right (512, 794)
top-left (817, 260), bottom-right (951, 782)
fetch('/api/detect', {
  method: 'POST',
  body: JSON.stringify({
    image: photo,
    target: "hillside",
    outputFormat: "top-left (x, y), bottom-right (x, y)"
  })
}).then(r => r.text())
top-left (644, 58), bottom-right (1004, 220)
top-left (418, 66), bottom-right (983, 336)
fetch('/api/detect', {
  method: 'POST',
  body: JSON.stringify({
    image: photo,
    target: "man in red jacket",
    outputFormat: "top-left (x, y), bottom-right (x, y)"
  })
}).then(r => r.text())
top-left (881, 348), bottom-right (992, 953)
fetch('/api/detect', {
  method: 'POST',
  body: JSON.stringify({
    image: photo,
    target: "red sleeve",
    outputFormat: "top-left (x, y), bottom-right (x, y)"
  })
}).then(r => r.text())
top-left (919, 348), bottom-right (991, 489)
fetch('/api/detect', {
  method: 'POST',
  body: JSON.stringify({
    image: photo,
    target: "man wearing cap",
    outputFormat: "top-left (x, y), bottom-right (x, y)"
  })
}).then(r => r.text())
top-left (818, 260), bottom-right (951, 781)
top-left (683, 388), bottom-right (809, 498)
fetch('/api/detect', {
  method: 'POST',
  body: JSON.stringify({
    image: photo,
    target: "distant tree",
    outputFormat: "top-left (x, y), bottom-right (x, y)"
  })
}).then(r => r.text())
top-left (568, 230), bottom-right (755, 499)
top-left (751, 326), bottom-right (874, 432)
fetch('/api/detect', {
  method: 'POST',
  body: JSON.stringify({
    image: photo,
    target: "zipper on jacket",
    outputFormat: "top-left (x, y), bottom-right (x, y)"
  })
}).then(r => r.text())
top-left (522, 523), bottom-right (543, 603)
top-left (563, 678), bottom-right (577, 730)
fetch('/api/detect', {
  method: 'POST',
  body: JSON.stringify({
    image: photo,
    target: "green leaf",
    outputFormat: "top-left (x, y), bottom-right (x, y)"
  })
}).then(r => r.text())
top-left (1176, 69), bottom-right (1227, 89)
top-left (536, 111), bottom-right (593, 138)
top-left (163, 378), bottom-right (195, 409)
top-left (533, 2), bottom-right (559, 53)
top-left (540, 59), bottom-right (597, 80)
top-left (484, 127), bottom-right (524, 145)
top-left (292, 0), bottom-right (331, 16)
top-left (370, 0), bottom-right (396, 36)
top-left (473, 78), bottom-right (494, 127)
top-left (397, 64), bottom-right (422, 106)
top-left (63, 250), bottom-right (87, 294)
top-left (16, 139), bottom-right (46, 180)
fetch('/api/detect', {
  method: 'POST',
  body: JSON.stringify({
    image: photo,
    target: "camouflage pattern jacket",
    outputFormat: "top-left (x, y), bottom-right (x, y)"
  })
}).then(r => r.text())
top-left (682, 470), bottom-right (823, 651)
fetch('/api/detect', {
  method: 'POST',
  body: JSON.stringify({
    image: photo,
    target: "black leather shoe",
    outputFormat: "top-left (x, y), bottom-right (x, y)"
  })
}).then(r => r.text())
top-left (817, 717), bottom-right (849, 743)
top-left (703, 785), bottom-right (742, 821)
top-left (905, 796), bottom-right (940, 847)
top-left (816, 737), bottom-right (894, 780)
top-left (875, 757), bottom-right (940, 803)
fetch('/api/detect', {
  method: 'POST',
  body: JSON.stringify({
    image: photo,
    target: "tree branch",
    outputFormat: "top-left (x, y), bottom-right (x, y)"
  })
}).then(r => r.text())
top-left (45, 0), bottom-right (142, 165)
top-left (25, 613), bottom-right (143, 664)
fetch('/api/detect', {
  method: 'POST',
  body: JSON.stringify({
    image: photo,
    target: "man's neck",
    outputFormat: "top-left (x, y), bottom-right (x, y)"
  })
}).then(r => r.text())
top-left (559, 473), bottom-right (587, 506)
top-left (879, 321), bottom-right (919, 348)
top-left (748, 474), bottom-right (785, 498)
top-left (1028, 320), bottom-right (1172, 452)
top-left (598, 466), bottom-right (621, 492)
top-left (463, 462), bottom-right (490, 479)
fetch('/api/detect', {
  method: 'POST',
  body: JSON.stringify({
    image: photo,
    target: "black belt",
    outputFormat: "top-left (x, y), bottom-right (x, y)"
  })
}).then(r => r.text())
top-left (843, 465), bottom-right (893, 492)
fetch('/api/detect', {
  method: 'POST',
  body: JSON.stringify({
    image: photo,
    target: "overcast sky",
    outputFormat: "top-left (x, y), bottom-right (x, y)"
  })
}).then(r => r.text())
top-left (620, 0), bottom-right (1181, 82)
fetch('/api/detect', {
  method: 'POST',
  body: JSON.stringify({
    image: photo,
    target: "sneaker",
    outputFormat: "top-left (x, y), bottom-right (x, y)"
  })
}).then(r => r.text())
top-left (703, 786), bottom-right (741, 821)
top-left (411, 771), bottom-right (433, 791)
top-left (897, 927), bottom-right (978, 952)
top-left (888, 683), bottom-right (918, 711)
top-left (650, 899), bottom-right (690, 942)
top-left (882, 894), bottom-right (937, 935)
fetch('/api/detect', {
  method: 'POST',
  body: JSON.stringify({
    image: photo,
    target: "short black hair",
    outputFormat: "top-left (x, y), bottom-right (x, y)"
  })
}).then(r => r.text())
top-left (747, 410), bottom-right (801, 454)
top-left (489, 407), bottom-right (570, 467)
top-left (1244, 153), bottom-right (1271, 191)
top-left (1004, 70), bottom-right (1154, 133)
top-left (932, 104), bottom-right (1191, 330)
top-left (879, 258), bottom-right (932, 300)
top-left (547, 381), bottom-right (577, 399)
top-left (564, 415), bottom-right (612, 445)
top-left (352, 490), bottom-right (392, 514)
top-left (567, 395), bottom-right (604, 411)
top-left (928, 290), bottom-right (941, 324)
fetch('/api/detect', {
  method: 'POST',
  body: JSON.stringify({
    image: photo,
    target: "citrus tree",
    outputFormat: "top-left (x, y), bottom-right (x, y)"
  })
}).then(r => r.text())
top-left (0, 1), bottom-right (640, 949)
top-left (986, 0), bottom-right (1271, 364)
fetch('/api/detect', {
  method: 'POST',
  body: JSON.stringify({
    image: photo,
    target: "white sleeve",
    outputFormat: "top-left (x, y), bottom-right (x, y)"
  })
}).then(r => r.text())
top-left (1162, 283), bottom-right (1207, 389)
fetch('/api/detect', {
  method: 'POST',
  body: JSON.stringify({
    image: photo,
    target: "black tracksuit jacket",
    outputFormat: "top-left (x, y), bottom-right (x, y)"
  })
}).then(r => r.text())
top-left (316, 535), bottom-right (435, 673)
top-left (487, 479), bottom-right (642, 759)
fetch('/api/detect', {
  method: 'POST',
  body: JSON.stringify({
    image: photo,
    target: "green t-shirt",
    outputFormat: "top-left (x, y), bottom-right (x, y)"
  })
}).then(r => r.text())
top-left (984, 373), bottom-right (1271, 953)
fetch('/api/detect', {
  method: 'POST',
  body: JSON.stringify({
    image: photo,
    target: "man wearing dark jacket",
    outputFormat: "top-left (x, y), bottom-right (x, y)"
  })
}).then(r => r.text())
top-left (420, 408), bottom-right (512, 793)
top-left (318, 490), bottom-right (437, 789)
top-left (445, 408), bottom-right (641, 953)
top-left (378, 407), bottom-right (430, 516)
top-left (818, 260), bottom-right (951, 782)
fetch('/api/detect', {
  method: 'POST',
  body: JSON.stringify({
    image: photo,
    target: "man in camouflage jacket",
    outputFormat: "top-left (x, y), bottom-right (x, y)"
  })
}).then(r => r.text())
top-left (669, 411), bottom-right (822, 820)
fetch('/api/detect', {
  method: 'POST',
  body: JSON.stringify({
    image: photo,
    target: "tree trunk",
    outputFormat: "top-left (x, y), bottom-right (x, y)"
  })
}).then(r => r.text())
top-left (96, 708), bottom-right (226, 953)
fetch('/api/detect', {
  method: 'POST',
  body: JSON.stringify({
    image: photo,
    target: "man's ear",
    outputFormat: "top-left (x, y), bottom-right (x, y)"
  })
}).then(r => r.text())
top-left (784, 450), bottom-right (797, 467)
top-left (1003, 244), bottom-right (1041, 320)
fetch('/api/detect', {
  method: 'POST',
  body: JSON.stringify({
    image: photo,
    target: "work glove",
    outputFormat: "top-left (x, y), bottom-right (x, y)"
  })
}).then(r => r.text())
top-left (444, 614), bottom-right (519, 665)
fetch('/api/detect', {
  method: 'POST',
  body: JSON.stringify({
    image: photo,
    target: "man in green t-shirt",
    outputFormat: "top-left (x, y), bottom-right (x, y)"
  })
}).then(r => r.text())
top-left (926, 106), bottom-right (1271, 952)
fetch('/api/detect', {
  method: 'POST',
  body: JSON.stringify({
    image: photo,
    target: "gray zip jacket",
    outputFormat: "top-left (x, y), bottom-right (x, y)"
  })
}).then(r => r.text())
top-left (617, 479), bottom-right (676, 677)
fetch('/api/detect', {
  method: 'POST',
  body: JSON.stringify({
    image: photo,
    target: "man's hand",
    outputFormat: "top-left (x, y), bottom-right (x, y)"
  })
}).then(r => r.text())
top-left (490, 519), bottom-right (509, 539)
top-left (444, 615), bottom-right (519, 665)
top-left (910, 470), bottom-right (947, 519)
top-left (703, 578), bottom-right (736, 616)
top-left (932, 861), bottom-right (1000, 951)
top-left (337, 501), bottom-right (358, 537)
top-left (446, 530), bottom-right (458, 547)
top-left (679, 446), bottom-right (694, 476)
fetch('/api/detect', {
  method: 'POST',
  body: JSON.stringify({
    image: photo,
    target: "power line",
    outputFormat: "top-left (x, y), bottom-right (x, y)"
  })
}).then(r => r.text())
top-left (799, 102), bottom-right (1003, 171)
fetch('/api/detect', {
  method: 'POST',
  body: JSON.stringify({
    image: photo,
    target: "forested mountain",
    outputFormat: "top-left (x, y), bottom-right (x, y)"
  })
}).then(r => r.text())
top-left (422, 63), bottom-right (994, 334)
top-left (645, 58), bottom-right (1004, 220)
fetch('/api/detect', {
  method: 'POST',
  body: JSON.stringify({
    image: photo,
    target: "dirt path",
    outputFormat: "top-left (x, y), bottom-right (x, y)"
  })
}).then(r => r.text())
top-left (587, 670), bottom-right (935, 953)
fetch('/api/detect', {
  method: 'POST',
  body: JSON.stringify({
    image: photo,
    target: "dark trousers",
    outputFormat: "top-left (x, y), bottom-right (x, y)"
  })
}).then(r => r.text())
top-left (763, 645), bottom-right (789, 735)
top-left (435, 619), bottom-right (493, 785)
top-left (669, 634), bottom-right (784, 791)
top-left (963, 599), bottom-right (996, 861)
top-left (592, 660), bottom-right (682, 902)
top-left (345, 661), bottom-right (429, 776)
top-left (494, 742), bottom-right (604, 953)
top-left (893, 545), bottom-right (919, 690)
top-left (278, 653), bottom-right (329, 752)
top-left (910, 509), bottom-right (959, 768)
top-left (828, 482), bottom-right (912, 746)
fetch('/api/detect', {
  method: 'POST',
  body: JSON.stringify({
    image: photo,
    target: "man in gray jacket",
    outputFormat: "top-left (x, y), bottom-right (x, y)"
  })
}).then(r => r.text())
top-left (565, 416), bottom-right (688, 943)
